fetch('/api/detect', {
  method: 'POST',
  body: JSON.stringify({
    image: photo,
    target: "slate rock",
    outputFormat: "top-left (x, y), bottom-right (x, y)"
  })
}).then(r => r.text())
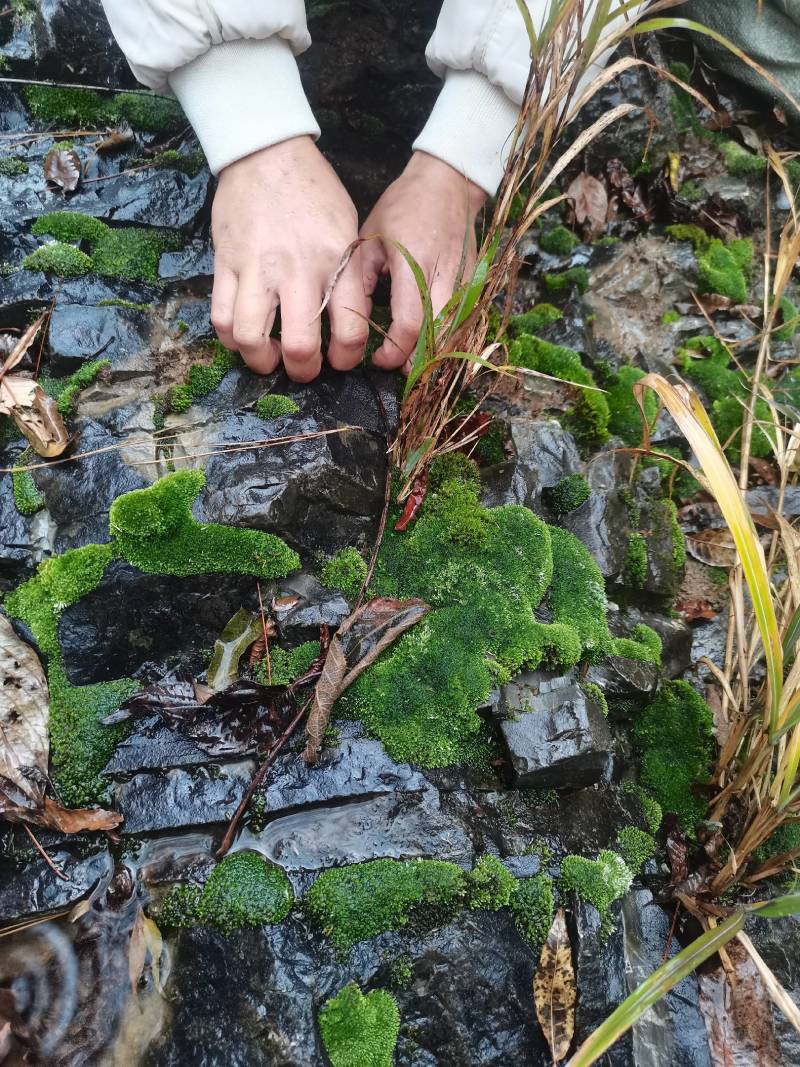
top-left (24, 0), bottom-right (134, 87)
top-left (271, 570), bottom-right (350, 643)
top-left (102, 716), bottom-right (210, 778)
top-left (48, 303), bottom-right (152, 375)
top-left (612, 606), bottom-right (692, 679)
top-left (0, 845), bottom-right (112, 922)
top-left (62, 170), bottom-right (210, 229)
top-left (562, 446), bottom-right (631, 578)
top-left (159, 239), bottom-right (214, 282)
top-left (481, 419), bottom-right (580, 509)
top-left (0, 462), bottom-right (54, 586)
top-left (747, 914), bottom-right (800, 1066)
top-left (498, 673), bottom-right (614, 789)
top-left (639, 496), bottom-right (686, 597)
top-left (114, 762), bottom-right (255, 834)
top-left (585, 655), bottom-right (659, 710)
top-left (0, 268), bottom-right (157, 327)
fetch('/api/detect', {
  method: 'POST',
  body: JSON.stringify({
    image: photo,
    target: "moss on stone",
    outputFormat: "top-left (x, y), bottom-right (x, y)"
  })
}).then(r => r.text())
top-left (542, 266), bottom-right (589, 294)
top-left (168, 342), bottom-right (237, 412)
top-left (97, 298), bottom-right (152, 312)
top-left (158, 883), bottom-right (202, 928)
top-left (582, 681), bottom-right (609, 718)
top-left (40, 358), bottom-right (109, 416)
top-left (611, 623), bottom-right (662, 665)
top-left (32, 212), bottom-right (106, 243)
top-left (606, 365), bottom-right (658, 446)
top-left (616, 827), bottom-right (656, 873)
top-left (319, 983), bottom-right (400, 1067)
top-left (753, 821), bottom-right (800, 865)
top-left (543, 473), bottom-right (590, 515)
top-left (697, 239), bottom-right (750, 304)
top-left (661, 309), bottom-right (681, 324)
top-left (0, 156), bottom-right (28, 177)
top-left (622, 781), bottom-right (663, 834)
top-left (11, 450), bottom-right (44, 515)
top-left (109, 92), bottom-right (182, 132)
top-left (254, 392), bottom-right (300, 420)
top-left (465, 855), bottom-right (517, 910)
top-left (540, 225), bottom-right (579, 256)
top-left (24, 85), bottom-right (106, 127)
top-left (508, 303), bottom-right (563, 337)
top-left (254, 641), bottom-right (320, 687)
top-left (321, 547), bottom-right (367, 601)
top-left (22, 242), bottom-right (92, 277)
top-left (720, 139), bottom-right (767, 177)
top-left (149, 149), bottom-right (206, 176)
top-left (678, 180), bottom-right (704, 203)
top-left (560, 849), bottom-right (633, 926)
top-left (511, 873), bottom-right (554, 951)
top-left (633, 680), bottom-right (714, 834)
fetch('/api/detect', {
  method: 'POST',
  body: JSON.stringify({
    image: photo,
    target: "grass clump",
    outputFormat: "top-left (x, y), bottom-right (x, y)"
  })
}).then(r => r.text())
top-left (168, 342), bottom-right (237, 413)
top-left (321, 548), bottom-right (367, 601)
top-left (561, 850), bottom-right (633, 928)
top-left (511, 873), bottom-right (554, 951)
top-left (22, 242), bottom-right (92, 277)
top-left (159, 852), bottom-right (293, 933)
top-left (11, 450), bottom-right (44, 515)
top-left (633, 680), bottom-right (714, 834)
top-left (543, 473), bottom-right (590, 515)
top-left (616, 827), bottom-right (657, 873)
top-left (543, 265), bottom-right (589, 294)
top-left (508, 303), bottom-right (563, 337)
top-left (254, 641), bottom-right (319, 687)
top-left (254, 392), bottom-right (299, 420)
top-left (319, 983), bottom-right (400, 1067)
top-left (539, 224), bottom-right (579, 256)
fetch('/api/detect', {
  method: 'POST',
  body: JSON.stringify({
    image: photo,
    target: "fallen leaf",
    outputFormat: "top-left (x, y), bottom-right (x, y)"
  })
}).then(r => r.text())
top-left (395, 471), bottom-right (429, 531)
top-left (666, 823), bottom-right (689, 884)
top-left (534, 907), bottom-right (576, 1064)
top-left (94, 124), bottom-right (135, 154)
top-left (749, 456), bottom-right (777, 485)
top-left (43, 147), bottom-right (81, 192)
top-left (694, 293), bottom-right (735, 313)
top-left (565, 172), bottom-right (608, 239)
top-left (0, 614), bottom-right (49, 785)
top-left (128, 906), bottom-right (164, 996)
top-left (685, 528), bottom-right (738, 568)
top-left (606, 157), bottom-right (652, 220)
top-left (0, 313), bottom-right (71, 457)
top-left (303, 597), bottom-right (430, 764)
top-left (207, 607), bottom-right (262, 691)
top-left (676, 597), bottom-right (718, 621)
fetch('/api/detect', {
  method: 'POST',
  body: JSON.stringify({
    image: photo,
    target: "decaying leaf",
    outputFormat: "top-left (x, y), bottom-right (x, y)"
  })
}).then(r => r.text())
top-left (0, 315), bottom-right (71, 458)
top-left (43, 147), bottom-right (81, 192)
top-left (128, 906), bottom-right (164, 996)
top-left (685, 528), bottom-right (738, 568)
top-left (95, 124), bottom-right (135, 154)
top-left (395, 471), bottom-right (429, 531)
top-left (303, 597), bottom-right (430, 764)
top-left (207, 607), bottom-right (262, 691)
top-left (534, 907), bottom-right (576, 1064)
top-left (676, 597), bottom-right (718, 622)
top-left (0, 614), bottom-right (49, 785)
top-left (565, 172), bottom-right (608, 239)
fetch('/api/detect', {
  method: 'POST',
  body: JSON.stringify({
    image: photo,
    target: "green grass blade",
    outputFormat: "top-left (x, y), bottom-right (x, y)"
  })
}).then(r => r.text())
top-left (390, 239), bottom-right (434, 401)
top-left (515, 0), bottom-right (538, 54)
top-left (784, 604), bottom-right (800, 669)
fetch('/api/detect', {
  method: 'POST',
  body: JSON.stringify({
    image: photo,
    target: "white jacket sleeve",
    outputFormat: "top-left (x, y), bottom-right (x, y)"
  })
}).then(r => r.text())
top-left (100, 1), bottom-right (320, 175)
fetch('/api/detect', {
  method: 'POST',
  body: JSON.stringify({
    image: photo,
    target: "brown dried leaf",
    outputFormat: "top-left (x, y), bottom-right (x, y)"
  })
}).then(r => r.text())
top-left (0, 615), bottom-right (48, 787)
top-left (666, 826), bottom-right (689, 884)
top-left (565, 172), bottom-right (608, 238)
top-left (676, 597), bottom-right (717, 622)
top-left (686, 528), bottom-right (738, 568)
top-left (40, 796), bottom-right (121, 832)
top-left (95, 124), bottom-right (135, 154)
top-left (302, 597), bottom-right (430, 764)
top-left (0, 378), bottom-right (71, 457)
top-left (43, 147), bottom-right (81, 192)
top-left (534, 907), bottom-right (576, 1064)
top-left (0, 314), bottom-right (46, 385)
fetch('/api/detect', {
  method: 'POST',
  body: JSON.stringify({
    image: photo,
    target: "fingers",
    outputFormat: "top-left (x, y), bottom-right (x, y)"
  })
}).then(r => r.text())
top-left (210, 266), bottom-right (237, 351)
top-left (229, 273), bottom-right (281, 374)
top-left (360, 233), bottom-right (387, 298)
top-left (327, 246), bottom-right (370, 371)
top-left (279, 283), bottom-right (323, 382)
top-left (372, 252), bottom-right (423, 370)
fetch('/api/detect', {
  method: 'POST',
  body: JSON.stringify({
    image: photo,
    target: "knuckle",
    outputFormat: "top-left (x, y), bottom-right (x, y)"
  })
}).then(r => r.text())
top-left (335, 322), bottom-right (369, 348)
top-left (282, 338), bottom-right (318, 363)
top-left (233, 325), bottom-right (265, 348)
top-left (211, 310), bottom-right (233, 334)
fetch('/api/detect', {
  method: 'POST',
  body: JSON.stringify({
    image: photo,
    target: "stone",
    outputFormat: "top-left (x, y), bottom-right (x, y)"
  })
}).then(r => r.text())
top-left (158, 239), bottom-right (214, 282)
top-left (102, 716), bottom-right (210, 777)
top-left (570, 900), bottom-right (633, 1066)
top-left (498, 673), bottom-right (614, 789)
top-left (0, 841), bottom-right (112, 922)
top-left (271, 570), bottom-right (350, 644)
top-left (639, 496), bottom-right (685, 597)
top-left (0, 454), bottom-right (55, 587)
top-left (612, 606), bottom-right (692, 679)
top-left (48, 303), bottom-right (152, 375)
top-left (585, 656), bottom-right (659, 711)
top-left (561, 447), bottom-right (631, 578)
top-left (0, 268), bottom-right (158, 327)
top-left (114, 761), bottom-right (255, 834)
top-left (64, 170), bottom-right (211, 229)
top-left (747, 915), bottom-right (800, 1066)
top-left (481, 419), bottom-right (581, 509)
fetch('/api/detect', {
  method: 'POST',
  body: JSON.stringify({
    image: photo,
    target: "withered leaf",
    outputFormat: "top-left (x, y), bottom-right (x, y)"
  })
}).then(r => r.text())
top-left (676, 597), bottom-right (718, 622)
top-left (128, 906), bottom-right (163, 996)
top-left (0, 380), bottom-right (71, 457)
top-left (685, 528), bottom-right (738, 568)
top-left (666, 825), bottom-right (689, 884)
top-left (534, 907), bottom-right (576, 1064)
top-left (0, 615), bottom-right (49, 786)
top-left (95, 124), bottom-right (135, 154)
top-left (565, 172), bottom-right (608, 239)
top-left (395, 472), bottom-right (429, 532)
top-left (303, 597), bottom-right (430, 764)
top-left (43, 147), bottom-right (81, 192)
top-left (0, 772), bottom-right (121, 832)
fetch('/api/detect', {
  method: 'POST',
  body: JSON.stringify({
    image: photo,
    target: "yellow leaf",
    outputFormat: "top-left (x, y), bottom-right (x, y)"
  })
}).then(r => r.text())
top-left (534, 907), bottom-right (576, 1063)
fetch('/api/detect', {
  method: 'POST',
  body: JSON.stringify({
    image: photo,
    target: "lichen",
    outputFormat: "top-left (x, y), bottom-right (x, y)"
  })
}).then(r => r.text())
top-left (254, 392), bottom-right (300, 420)
top-left (321, 547), bottom-right (367, 601)
top-left (560, 850), bottom-right (633, 927)
top-left (22, 242), bottom-right (92, 277)
top-left (542, 266), bottom-right (590, 294)
top-left (511, 873), bottom-right (554, 951)
top-left (616, 827), bottom-right (656, 873)
top-left (539, 225), bottom-right (579, 256)
top-left (11, 450), bottom-right (44, 515)
top-left (543, 473), bottom-right (590, 515)
top-left (318, 983), bottom-right (400, 1067)
top-left (168, 342), bottom-right (237, 412)
top-left (633, 680), bottom-right (714, 834)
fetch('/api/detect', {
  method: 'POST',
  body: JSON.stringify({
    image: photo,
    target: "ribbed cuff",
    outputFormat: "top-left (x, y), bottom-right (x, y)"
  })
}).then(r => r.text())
top-left (412, 69), bottom-right (521, 196)
top-left (168, 37), bottom-right (320, 176)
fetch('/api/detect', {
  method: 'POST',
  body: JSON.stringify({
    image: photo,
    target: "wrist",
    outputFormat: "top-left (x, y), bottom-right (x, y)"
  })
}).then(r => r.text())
top-left (404, 151), bottom-right (487, 215)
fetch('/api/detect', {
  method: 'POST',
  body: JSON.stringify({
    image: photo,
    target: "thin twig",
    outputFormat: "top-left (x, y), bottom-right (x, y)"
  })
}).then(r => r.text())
top-left (22, 823), bottom-right (68, 881)
top-left (0, 76), bottom-right (172, 98)
top-left (256, 580), bottom-right (272, 686)
top-left (81, 161), bottom-right (158, 185)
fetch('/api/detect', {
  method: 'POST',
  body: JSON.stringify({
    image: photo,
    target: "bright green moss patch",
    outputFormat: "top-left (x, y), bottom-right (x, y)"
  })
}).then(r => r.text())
top-left (611, 623), bottom-right (662, 665)
top-left (697, 239), bottom-right (749, 303)
top-left (319, 983), bottom-right (400, 1067)
top-left (678, 180), bottom-right (704, 202)
top-left (40, 358), bottom-right (109, 416)
top-left (606, 365), bottom-right (658, 446)
top-left (321, 547), bottom-right (367, 601)
top-left (508, 303), bottom-right (563, 337)
top-left (543, 266), bottom-right (589, 294)
top-left (22, 242), bottom-right (92, 277)
top-left (254, 392), bottom-right (300, 420)
top-left (623, 532), bottom-right (647, 587)
top-left (0, 156), bottom-right (28, 177)
top-left (97, 298), bottom-right (152, 312)
top-left (543, 473), bottom-right (590, 515)
top-left (511, 873), bottom-right (554, 951)
top-left (775, 296), bottom-right (799, 342)
top-left (582, 681), bottom-right (609, 718)
top-left (633, 680), bottom-right (714, 834)
top-left (11, 450), bottom-right (44, 515)
top-left (661, 309), bottom-right (680, 325)
top-left (149, 148), bottom-right (206, 176)
top-left (168, 342), bottom-right (237, 413)
top-left (720, 139), bottom-right (767, 178)
top-left (665, 223), bottom-right (709, 251)
top-left (160, 851), bottom-right (293, 933)
top-left (540, 225), bottom-right (579, 256)
top-left (616, 827), bottom-right (657, 873)
top-left (622, 780), bottom-right (663, 834)
top-left (32, 212), bottom-right (106, 243)
top-left (254, 640), bottom-right (320, 687)
top-left (24, 85), bottom-right (182, 133)
top-left (561, 850), bottom-right (633, 926)
top-left (465, 855), bottom-right (517, 910)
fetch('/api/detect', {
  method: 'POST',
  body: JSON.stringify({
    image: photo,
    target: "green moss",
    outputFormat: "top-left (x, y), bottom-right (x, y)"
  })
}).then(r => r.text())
top-left (594, 235), bottom-right (620, 248)
top-left (678, 180), bottom-right (704, 203)
top-left (560, 850), bottom-right (633, 925)
top-left (543, 266), bottom-right (589, 294)
top-left (616, 827), bottom-right (656, 873)
top-left (465, 855), bottom-right (517, 909)
top-left (305, 858), bottom-right (467, 954)
top-left (321, 548), bottom-right (367, 601)
top-left (667, 498), bottom-right (686, 570)
top-left (547, 525), bottom-right (612, 661)
top-left (388, 956), bottom-right (413, 989)
top-left (32, 212), bottom-right (106, 243)
top-left (97, 298), bottom-right (152, 312)
top-left (697, 239), bottom-right (749, 304)
top-left (720, 139), bottom-right (767, 178)
top-left (109, 92), bottom-right (182, 132)
top-left (159, 852), bottom-right (293, 933)
top-left (623, 781), bottom-right (663, 834)
top-left (669, 61), bottom-right (703, 135)
top-left (543, 473), bottom-right (590, 515)
top-left (319, 983), bottom-right (400, 1067)
top-left (633, 680), bottom-right (714, 834)
top-left (582, 681), bottom-right (609, 718)
top-left (508, 303), bottom-right (563, 337)
top-left (775, 296), bottom-right (799, 342)
top-left (11, 450), bottom-right (44, 515)
top-left (150, 148), bottom-right (205, 175)
top-left (664, 224), bottom-right (710, 252)
top-left (22, 242), bottom-right (92, 277)
top-left (661, 309), bottom-right (680, 325)
top-left (168, 342), bottom-right (237, 412)
top-left (40, 358), bottom-right (109, 416)
top-left (24, 85), bottom-right (105, 127)
top-left (611, 623), bottom-right (662, 665)
top-left (606, 365), bottom-right (658, 446)
top-left (0, 156), bottom-right (28, 177)
top-left (254, 392), bottom-right (300, 420)
top-left (508, 333), bottom-right (609, 446)
top-left (474, 419), bottom-right (507, 465)
top-left (254, 641), bottom-right (320, 687)
top-left (428, 451), bottom-right (482, 492)
top-left (540, 225), bottom-right (579, 256)
top-left (753, 822), bottom-right (800, 865)
top-left (511, 874), bottom-right (554, 951)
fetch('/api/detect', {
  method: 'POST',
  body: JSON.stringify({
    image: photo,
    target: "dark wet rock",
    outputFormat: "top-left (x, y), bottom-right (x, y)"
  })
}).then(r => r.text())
top-left (272, 570), bottom-right (350, 643)
top-left (747, 915), bottom-right (800, 1066)
top-left (562, 447), bottom-right (631, 577)
top-left (585, 656), bottom-right (659, 711)
top-left (0, 843), bottom-right (112, 922)
top-left (497, 672), bottom-right (614, 789)
top-left (158, 296), bottom-right (214, 345)
top-left (0, 268), bottom-right (158, 327)
top-left (638, 496), bottom-right (685, 597)
top-left (48, 303), bottom-right (152, 375)
top-left (747, 484), bottom-right (800, 519)
top-left (103, 716), bottom-right (210, 778)
top-left (481, 419), bottom-right (580, 509)
top-left (0, 460), bottom-right (54, 587)
top-left (612, 606), bottom-right (692, 679)
top-left (115, 761), bottom-right (255, 835)
top-left (62, 170), bottom-right (211, 229)
top-left (59, 561), bottom-right (259, 685)
top-left (159, 239), bottom-right (214, 282)
top-left (702, 173), bottom-right (766, 228)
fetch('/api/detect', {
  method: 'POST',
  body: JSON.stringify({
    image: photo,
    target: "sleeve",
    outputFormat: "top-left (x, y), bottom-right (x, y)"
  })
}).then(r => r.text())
top-left (100, 1), bottom-right (320, 175)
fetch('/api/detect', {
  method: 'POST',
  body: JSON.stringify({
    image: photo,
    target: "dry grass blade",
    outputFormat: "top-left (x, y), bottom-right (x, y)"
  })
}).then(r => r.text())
top-left (736, 932), bottom-right (800, 1034)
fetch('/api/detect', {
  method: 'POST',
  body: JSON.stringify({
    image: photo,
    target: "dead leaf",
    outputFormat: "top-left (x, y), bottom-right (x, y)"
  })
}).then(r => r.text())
top-left (565, 172), bottom-right (608, 239)
top-left (749, 456), bottom-right (777, 485)
top-left (94, 124), bottom-right (134, 154)
top-left (676, 597), bottom-right (718, 621)
top-left (666, 823), bottom-right (689, 884)
top-left (0, 313), bottom-right (71, 457)
top-left (43, 147), bottom-right (81, 192)
top-left (395, 472), bottom-right (429, 531)
top-left (0, 615), bottom-right (49, 785)
top-left (207, 607), bottom-right (262, 691)
top-left (303, 597), bottom-right (430, 764)
top-left (0, 314), bottom-right (46, 386)
top-left (694, 293), bottom-right (735, 313)
top-left (534, 907), bottom-right (576, 1064)
top-left (685, 528), bottom-right (738, 568)
top-left (128, 906), bottom-right (163, 996)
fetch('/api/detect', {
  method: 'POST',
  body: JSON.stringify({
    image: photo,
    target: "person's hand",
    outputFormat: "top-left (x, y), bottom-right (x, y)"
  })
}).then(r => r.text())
top-left (211, 136), bottom-right (369, 382)
top-left (360, 151), bottom-right (487, 373)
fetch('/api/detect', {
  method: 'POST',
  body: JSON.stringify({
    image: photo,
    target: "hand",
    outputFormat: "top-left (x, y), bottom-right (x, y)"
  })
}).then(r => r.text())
top-left (211, 136), bottom-right (369, 382)
top-left (360, 151), bottom-right (487, 373)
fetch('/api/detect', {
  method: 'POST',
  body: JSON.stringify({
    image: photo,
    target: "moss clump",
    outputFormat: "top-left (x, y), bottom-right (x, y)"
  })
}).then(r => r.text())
top-left (305, 858), bottom-right (467, 954)
top-left (22, 242), bottom-right (92, 277)
top-left (720, 139), bottom-right (767, 178)
top-left (11, 450), bottom-right (44, 515)
top-left (606, 365), bottom-right (658, 446)
top-left (321, 547), bottom-right (367, 601)
top-left (97, 298), bottom-right (152, 312)
top-left (508, 333), bottom-right (609, 446)
top-left (159, 852), bottom-right (293, 934)
top-left (698, 239), bottom-right (750, 304)
top-left (611, 623), bottom-right (662, 665)
top-left (543, 473), bottom-right (590, 515)
top-left (24, 85), bottom-right (106, 127)
top-left (540, 225), bottom-right (579, 256)
top-left (168, 342), bottom-right (237, 413)
top-left (41, 358), bottom-right (109, 416)
top-left (669, 61), bottom-right (704, 135)
top-left (616, 827), bottom-right (657, 873)
top-left (32, 212), bottom-right (106, 243)
top-left (664, 223), bottom-right (710, 251)
top-left (543, 266), bottom-right (589, 294)
top-left (678, 180), bottom-right (704, 203)
top-left (661, 309), bottom-right (680, 325)
top-left (582, 681), bottom-right (609, 718)
top-left (149, 148), bottom-right (206, 176)
top-left (254, 641), bottom-right (320, 687)
top-left (775, 296), bottom-right (799, 342)
top-left (633, 680), bottom-right (714, 834)
top-left (109, 92), bottom-right (182, 133)
top-left (622, 780), bottom-right (663, 834)
top-left (561, 850), bottom-right (633, 926)
top-left (511, 874), bottom-right (554, 951)
top-left (428, 450), bottom-right (482, 492)
top-left (254, 392), bottom-right (300, 420)
top-left (388, 956), bottom-right (413, 989)
top-left (465, 855), bottom-right (517, 909)
top-left (753, 821), bottom-right (800, 866)
top-left (319, 983), bottom-right (400, 1067)
top-left (0, 156), bottom-right (28, 177)
top-left (508, 303), bottom-right (563, 337)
